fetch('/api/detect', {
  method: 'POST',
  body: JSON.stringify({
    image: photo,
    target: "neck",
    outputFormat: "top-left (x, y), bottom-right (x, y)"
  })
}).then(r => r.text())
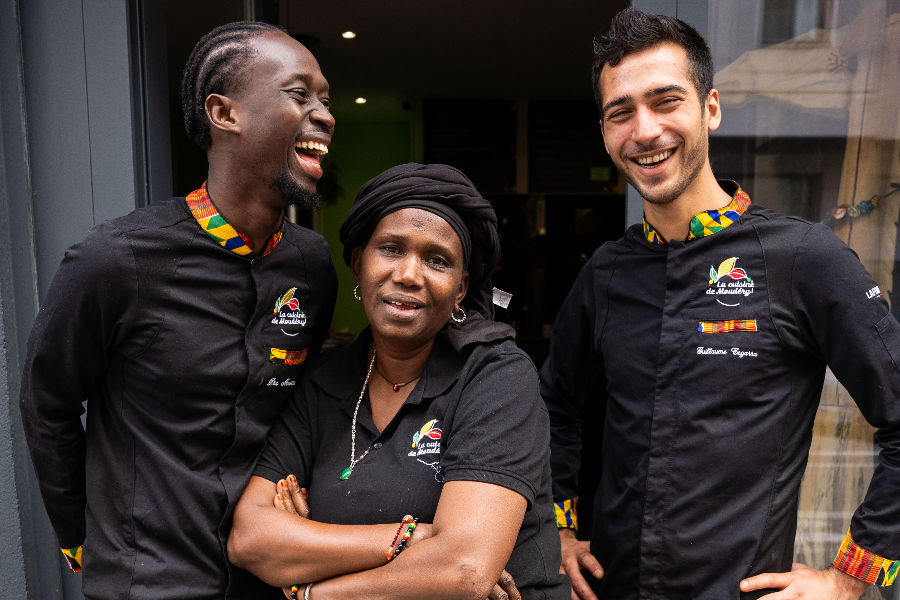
top-left (642, 164), bottom-right (732, 243)
top-left (206, 157), bottom-right (286, 254)
top-left (370, 333), bottom-right (434, 386)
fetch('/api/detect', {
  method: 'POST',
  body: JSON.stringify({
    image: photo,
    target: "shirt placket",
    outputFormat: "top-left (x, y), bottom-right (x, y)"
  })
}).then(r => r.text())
top-left (638, 241), bottom-right (690, 599)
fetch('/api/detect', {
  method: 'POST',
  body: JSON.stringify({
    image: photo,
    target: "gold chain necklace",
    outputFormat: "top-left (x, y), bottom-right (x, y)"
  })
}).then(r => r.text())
top-left (340, 350), bottom-right (377, 480)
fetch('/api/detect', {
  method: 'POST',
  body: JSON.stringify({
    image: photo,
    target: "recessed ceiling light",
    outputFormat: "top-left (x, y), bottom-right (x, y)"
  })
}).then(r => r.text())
top-left (355, 97), bottom-right (367, 104)
top-left (342, 31), bottom-right (356, 39)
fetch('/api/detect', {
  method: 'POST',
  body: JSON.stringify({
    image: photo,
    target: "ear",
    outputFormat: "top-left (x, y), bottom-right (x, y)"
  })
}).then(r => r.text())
top-left (454, 272), bottom-right (470, 312)
top-left (205, 94), bottom-right (241, 135)
top-left (350, 246), bottom-right (364, 283)
top-left (705, 89), bottom-right (722, 132)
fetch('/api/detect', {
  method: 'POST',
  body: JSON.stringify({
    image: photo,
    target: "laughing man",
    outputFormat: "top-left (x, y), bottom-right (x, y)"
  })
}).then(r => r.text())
top-left (20, 23), bottom-right (337, 599)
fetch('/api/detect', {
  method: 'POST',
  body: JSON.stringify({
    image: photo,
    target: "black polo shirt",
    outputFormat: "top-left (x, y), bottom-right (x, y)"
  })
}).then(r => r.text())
top-left (255, 328), bottom-right (570, 599)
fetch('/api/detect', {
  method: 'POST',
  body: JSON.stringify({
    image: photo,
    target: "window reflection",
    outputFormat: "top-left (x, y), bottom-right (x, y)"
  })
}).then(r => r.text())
top-left (710, 1), bottom-right (899, 597)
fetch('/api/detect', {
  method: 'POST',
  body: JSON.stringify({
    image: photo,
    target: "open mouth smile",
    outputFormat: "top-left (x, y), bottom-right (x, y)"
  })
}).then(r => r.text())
top-left (383, 295), bottom-right (425, 319)
top-left (631, 148), bottom-right (674, 169)
top-left (293, 140), bottom-right (329, 179)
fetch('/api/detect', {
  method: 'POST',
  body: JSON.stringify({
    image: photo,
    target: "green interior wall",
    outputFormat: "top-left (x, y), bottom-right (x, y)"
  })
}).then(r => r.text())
top-left (320, 119), bottom-right (411, 337)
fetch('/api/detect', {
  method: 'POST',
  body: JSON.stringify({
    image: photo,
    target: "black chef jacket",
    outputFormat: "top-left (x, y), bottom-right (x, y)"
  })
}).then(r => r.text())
top-left (255, 328), bottom-right (571, 600)
top-left (541, 185), bottom-right (900, 599)
top-left (20, 195), bottom-right (337, 599)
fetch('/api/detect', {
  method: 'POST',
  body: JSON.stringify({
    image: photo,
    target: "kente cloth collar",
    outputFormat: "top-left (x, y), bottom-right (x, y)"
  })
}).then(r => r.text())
top-left (643, 180), bottom-right (751, 245)
top-left (186, 182), bottom-right (283, 257)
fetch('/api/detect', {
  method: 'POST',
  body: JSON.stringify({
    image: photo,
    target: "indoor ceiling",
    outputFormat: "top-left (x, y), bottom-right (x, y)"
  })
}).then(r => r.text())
top-left (282, 0), bottom-right (628, 119)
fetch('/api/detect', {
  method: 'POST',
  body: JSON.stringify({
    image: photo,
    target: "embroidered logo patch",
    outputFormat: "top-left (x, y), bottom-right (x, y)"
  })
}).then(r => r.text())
top-left (867, 285), bottom-right (882, 299)
top-left (272, 287), bottom-right (307, 334)
top-left (408, 419), bottom-right (442, 456)
top-left (706, 257), bottom-right (754, 306)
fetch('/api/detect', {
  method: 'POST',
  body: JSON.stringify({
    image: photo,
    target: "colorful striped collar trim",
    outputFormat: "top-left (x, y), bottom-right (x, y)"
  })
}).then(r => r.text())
top-left (186, 182), bottom-right (283, 257)
top-left (643, 181), bottom-right (751, 245)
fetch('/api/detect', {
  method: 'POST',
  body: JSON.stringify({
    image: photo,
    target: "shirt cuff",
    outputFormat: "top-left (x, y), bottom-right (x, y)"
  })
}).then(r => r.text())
top-left (554, 497), bottom-right (578, 530)
top-left (833, 529), bottom-right (898, 586)
top-left (61, 546), bottom-right (82, 573)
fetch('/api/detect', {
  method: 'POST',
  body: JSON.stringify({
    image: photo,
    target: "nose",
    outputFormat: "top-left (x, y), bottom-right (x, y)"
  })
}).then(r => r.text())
top-left (631, 106), bottom-right (663, 146)
top-left (394, 255), bottom-right (424, 288)
top-left (311, 100), bottom-right (335, 132)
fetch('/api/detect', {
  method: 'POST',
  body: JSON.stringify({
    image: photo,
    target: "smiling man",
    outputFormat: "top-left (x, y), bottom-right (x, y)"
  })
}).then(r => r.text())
top-left (19, 22), bottom-right (337, 599)
top-left (540, 7), bottom-right (900, 600)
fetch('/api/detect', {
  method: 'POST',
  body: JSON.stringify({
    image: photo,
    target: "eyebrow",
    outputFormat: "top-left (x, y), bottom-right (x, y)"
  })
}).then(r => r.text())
top-left (601, 84), bottom-right (689, 117)
top-left (283, 72), bottom-right (330, 92)
top-left (379, 232), bottom-right (458, 259)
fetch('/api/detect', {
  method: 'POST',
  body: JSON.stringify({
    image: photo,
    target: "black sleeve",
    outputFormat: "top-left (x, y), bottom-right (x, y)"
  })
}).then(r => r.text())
top-left (440, 347), bottom-right (549, 508)
top-left (538, 250), bottom-right (607, 509)
top-left (254, 373), bottom-right (315, 487)
top-left (793, 223), bottom-right (900, 562)
top-left (19, 222), bottom-right (137, 549)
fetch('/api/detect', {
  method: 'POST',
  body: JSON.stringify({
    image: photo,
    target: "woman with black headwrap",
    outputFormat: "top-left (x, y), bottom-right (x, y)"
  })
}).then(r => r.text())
top-left (229, 164), bottom-right (570, 600)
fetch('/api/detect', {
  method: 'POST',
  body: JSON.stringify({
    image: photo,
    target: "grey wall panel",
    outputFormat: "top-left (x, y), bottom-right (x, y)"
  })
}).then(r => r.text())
top-left (634, 0), bottom-right (677, 16)
top-left (676, 0), bottom-right (708, 39)
top-left (82, 0), bottom-right (137, 221)
top-left (0, 0), bottom-right (67, 597)
top-left (19, 0), bottom-right (96, 300)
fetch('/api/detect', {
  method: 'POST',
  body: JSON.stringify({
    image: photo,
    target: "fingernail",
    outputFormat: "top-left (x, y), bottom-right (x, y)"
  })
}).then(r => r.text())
top-left (741, 581), bottom-right (748, 589)
top-left (281, 480), bottom-right (288, 488)
top-left (301, 488), bottom-right (308, 496)
top-left (594, 569), bottom-right (603, 578)
top-left (288, 474), bottom-right (296, 483)
top-left (276, 494), bottom-right (283, 501)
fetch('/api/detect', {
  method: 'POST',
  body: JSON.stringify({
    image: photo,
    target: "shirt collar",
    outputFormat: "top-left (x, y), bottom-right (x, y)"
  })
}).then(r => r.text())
top-left (313, 327), bottom-right (464, 406)
top-left (185, 182), bottom-right (283, 257)
top-left (642, 180), bottom-right (751, 245)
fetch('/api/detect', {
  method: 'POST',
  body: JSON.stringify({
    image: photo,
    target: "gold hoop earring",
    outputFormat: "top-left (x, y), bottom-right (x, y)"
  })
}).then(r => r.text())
top-left (353, 285), bottom-right (361, 301)
top-left (450, 308), bottom-right (467, 324)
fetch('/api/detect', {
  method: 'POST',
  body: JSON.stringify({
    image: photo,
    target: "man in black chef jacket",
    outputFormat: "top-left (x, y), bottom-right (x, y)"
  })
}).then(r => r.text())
top-left (542, 8), bottom-right (900, 600)
top-left (19, 22), bottom-right (337, 599)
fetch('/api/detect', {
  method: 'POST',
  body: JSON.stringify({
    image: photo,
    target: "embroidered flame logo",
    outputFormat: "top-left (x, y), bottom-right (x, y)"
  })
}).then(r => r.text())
top-left (708, 257), bottom-right (752, 286)
top-left (274, 287), bottom-right (300, 313)
top-left (411, 419), bottom-right (442, 449)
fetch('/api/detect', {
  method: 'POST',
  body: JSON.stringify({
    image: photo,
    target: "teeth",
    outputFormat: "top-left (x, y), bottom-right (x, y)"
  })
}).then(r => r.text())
top-left (636, 149), bottom-right (672, 165)
top-left (294, 141), bottom-right (329, 155)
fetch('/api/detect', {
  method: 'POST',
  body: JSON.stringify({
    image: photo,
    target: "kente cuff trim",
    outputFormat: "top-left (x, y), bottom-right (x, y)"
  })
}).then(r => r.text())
top-left (698, 320), bottom-right (757, 333)
top-left (62, 546), bottom-right (83, 573)
top-left (270, 348), bottom-right (308, 365)
top-left (833, 529), bottom-right (898, 586)
top-left (186, 182), bottom-right (282, 257)
top-left (554, 497), bottom-right (578, 530)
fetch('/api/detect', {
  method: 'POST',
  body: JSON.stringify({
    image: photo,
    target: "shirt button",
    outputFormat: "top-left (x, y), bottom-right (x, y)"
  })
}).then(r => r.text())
top-left (373, 442), bottom-right (383, 449)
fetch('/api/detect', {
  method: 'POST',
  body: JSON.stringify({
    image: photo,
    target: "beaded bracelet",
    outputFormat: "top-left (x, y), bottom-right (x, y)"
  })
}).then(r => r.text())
top-left (390, 519), bottom-right (418, 561)
top-left (385, 515), bottom-right (414, 560)
top-left (289, 583), bottom-right (313, 600)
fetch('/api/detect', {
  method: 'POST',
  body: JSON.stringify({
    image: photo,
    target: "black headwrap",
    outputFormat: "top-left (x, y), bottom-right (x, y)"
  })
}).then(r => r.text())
top-left (339, 163), bottom-right (515, 352)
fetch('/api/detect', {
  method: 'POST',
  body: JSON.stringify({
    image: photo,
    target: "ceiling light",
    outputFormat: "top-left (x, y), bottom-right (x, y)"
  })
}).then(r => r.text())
top-left (355, 97), bottom-right (367, 104)
top-left (342, 31), bottom-right (356, 39)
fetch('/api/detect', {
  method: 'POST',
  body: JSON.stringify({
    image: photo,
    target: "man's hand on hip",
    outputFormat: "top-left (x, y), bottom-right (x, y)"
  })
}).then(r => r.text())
top-left (559, 528), bottom-right (603, 600)
top-left (740, 563), bottom-right (870, 599)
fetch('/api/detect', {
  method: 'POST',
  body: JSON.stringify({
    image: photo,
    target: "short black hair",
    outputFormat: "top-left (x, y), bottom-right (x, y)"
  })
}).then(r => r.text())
top-left (181, 21), bottom-right (283, 151)
top-left (591, 7), bottom-right (713, 114)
